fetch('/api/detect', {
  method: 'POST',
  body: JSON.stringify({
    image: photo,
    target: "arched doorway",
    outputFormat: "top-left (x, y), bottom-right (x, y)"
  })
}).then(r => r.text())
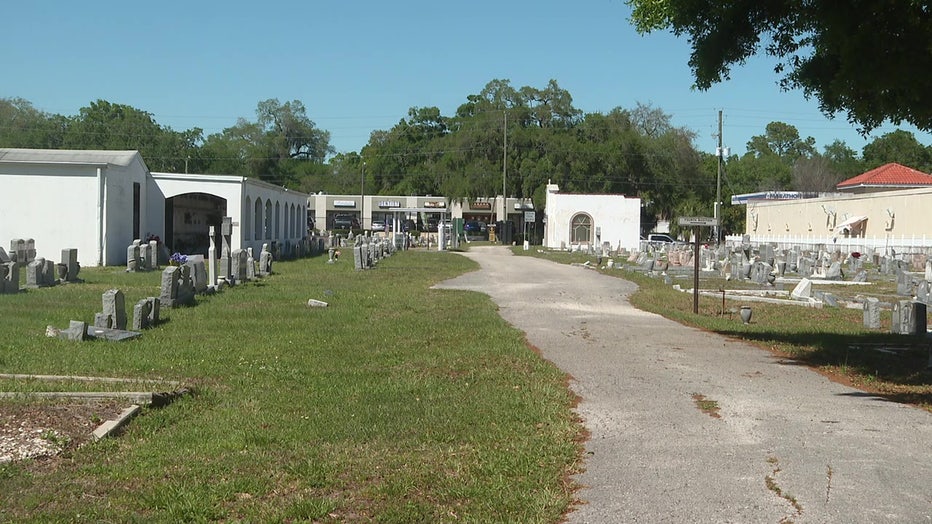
top-left (164, 193), bottom-right (227, 256)
top-left (570, 213), bottom-right (593, 245)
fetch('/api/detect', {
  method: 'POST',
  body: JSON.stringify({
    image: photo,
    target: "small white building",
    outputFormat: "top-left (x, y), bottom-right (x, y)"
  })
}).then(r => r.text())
top-left (542, 183), bottom-right (640, 251)
top-left (0, 148), bottom-right (308, 267)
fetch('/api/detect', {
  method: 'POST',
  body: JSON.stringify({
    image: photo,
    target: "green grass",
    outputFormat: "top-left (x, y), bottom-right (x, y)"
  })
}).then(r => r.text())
top-left (514, 246), bottom-right (932, 411)
top-left (0, 250), bottom-right (582, 522)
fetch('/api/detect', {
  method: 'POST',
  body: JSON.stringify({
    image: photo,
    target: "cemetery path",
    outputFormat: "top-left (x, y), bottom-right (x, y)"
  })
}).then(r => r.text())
top-left (434, 246), bottom-right (932, 524)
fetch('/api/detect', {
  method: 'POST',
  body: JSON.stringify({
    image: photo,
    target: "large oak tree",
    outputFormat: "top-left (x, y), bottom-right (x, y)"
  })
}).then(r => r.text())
top-left (627, 0), bottom-right (932, 133)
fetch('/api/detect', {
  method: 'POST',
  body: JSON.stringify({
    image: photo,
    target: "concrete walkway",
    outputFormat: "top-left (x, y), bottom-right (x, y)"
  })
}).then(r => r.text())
top-left (434, 246), bottom-right (931, 523)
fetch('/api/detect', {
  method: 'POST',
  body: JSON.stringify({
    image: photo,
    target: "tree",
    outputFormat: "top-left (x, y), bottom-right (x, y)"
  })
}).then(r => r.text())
top-left (0, 97), bottom-right (67, 149)
top-left (862, 130), bottom-right (932, 172)
top-left (200, 99), bottom-right (332, 187)
top-left (627, 1), bottom-right (932, 133)
top-left (746, 122), bottom-right (815, 162)
top-left (63, 100), bottom-right (203, 172)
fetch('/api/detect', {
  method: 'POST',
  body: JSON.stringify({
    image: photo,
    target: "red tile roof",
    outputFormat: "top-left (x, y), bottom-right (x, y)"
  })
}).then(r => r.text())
top-left (836, 163), bottom-right (932, 189)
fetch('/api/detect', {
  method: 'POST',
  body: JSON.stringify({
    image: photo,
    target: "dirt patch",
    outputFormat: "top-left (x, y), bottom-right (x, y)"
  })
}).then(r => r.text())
top-left (1, 399), bottom-right (130, 464)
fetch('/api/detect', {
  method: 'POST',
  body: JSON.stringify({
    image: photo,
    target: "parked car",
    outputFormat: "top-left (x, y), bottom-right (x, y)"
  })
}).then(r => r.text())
top-left (647, 233), bottom-right (676, 244)
top-left (425, 218), bottom-right (439, 232)
top-left (401, 219), bottom-right (418, 232)
top-left (371, 219), bottom-right (385, 232)
top-left (464, 221), bottom-right (488, 239)
top-left (332, 214), bottom-right (359, 230)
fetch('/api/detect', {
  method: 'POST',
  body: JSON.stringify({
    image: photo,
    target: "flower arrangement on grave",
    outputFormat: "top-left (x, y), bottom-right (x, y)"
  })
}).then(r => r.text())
top-left (169, 252), bottom-right (188, 266)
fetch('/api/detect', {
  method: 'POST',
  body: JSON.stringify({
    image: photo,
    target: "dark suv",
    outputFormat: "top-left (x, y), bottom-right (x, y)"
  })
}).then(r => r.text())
top-left (332, 214), bottom-right (359, 230)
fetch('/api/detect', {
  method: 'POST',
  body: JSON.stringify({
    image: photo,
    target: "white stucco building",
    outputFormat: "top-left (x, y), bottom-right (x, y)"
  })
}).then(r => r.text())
top-left (0, 148), bottom-right (308, 267)
top-left (542, 183), bottom-right (641, 251)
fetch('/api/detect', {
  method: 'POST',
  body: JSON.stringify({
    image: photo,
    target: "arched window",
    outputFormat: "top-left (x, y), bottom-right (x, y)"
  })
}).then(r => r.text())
top-left (570, 213), bottom-right (592, 244)
top-left (254, 198), bottom-right (263, 241)
top-left (275, 201), bottom-right (281, 239)
top-left (265, 200), bottom-right (273, 239)
top-left (244, 197), bottom-right (252, 241)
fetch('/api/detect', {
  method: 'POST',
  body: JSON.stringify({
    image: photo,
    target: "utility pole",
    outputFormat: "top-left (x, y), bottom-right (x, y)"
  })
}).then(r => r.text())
top-left (360, 161), bottom-right (366, 230)
top-left (502, 111), bottom-right (507, 223)
top-left (715, 110), bottom-right (723, 244)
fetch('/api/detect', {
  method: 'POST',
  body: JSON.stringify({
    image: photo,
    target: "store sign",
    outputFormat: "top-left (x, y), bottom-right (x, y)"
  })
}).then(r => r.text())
top-left (333, 200), bottom-right (356, 208)
top-left (514, 202), bottom-right (534, 210)
top-left (424, 201), bottom-right (446, 208)
top-left (378, 200), bottom-right (401, 208)
top-left (470, 202), bottom-right (491, 210)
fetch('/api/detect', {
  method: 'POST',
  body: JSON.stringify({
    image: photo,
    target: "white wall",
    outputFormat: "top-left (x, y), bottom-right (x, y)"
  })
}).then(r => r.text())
top-left (102, 155), bottom-right (150, 265)
top-left (0, 163), bottom-right (101, 266)
top-left (745, 188), bottom-right (931, 240)
top-left (544, 184), bottom-right (641, 250)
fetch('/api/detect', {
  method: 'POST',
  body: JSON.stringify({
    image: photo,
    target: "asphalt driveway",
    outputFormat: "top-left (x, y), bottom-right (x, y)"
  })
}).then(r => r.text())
top-left (434, 246), bottom-right (931, 523)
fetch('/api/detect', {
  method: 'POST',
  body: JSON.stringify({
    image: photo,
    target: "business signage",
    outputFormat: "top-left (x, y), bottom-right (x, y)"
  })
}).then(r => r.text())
top-left (424, 201), bottom-right (446, 208)
top-left (677, 216), bottom-right (719, 227)
top-left (470, 202), bottom-right (492, 210)
top-left (333, 200), bottom-right (356, 208)
top-left (514, 202), bottom-right (534, 210)
top-left (378, 200), bottom-right (401, 208)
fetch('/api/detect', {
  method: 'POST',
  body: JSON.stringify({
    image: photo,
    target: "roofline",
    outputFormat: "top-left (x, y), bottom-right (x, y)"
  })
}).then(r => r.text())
top-left (0, 159), bottom-right (111, 168)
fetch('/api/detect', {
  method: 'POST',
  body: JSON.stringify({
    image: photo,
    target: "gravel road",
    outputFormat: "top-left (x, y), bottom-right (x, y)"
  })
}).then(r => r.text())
top-left (434, 246), bottom-right (932, 524)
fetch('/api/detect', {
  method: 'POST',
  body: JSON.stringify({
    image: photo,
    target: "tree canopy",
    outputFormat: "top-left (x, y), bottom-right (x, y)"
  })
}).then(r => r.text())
top-left (2, 79), bottom-right (930, 238)
top-left (627, 0), bottom-right (932, 134)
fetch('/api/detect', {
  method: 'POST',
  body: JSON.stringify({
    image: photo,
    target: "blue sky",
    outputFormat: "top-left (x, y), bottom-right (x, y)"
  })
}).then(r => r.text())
top-left (5, 1), bottom-right (929, 160)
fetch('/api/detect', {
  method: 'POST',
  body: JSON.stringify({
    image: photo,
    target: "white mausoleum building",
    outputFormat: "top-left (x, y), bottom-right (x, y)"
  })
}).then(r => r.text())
top-left (0, 148), bottom-right (308, 267)
top-left (542, 182), bottom-right (641, 251)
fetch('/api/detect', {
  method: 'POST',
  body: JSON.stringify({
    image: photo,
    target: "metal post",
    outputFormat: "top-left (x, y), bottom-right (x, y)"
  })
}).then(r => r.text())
top-left (693, 226), bottom-right (701, 314)
top-left (715, 110), bottom-right (723, 245)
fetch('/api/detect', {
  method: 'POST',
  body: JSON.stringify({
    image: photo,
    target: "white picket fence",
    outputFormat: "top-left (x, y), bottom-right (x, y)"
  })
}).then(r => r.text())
top-left (724, 234), bottom-right (932, 256)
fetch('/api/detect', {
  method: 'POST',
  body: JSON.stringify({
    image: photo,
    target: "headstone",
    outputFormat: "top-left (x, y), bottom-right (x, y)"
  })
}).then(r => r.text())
top-left (10, 239), bottom-right (26, 264)
top-left (825, 261), bottom-right (843, 280)
top-left (60, 249), bottom-right (80, 282)
top-left (190, 260), bottom-right (208, 293)
top-left (25, 239), bottom-right (36, 263)
top-left (917, 280), bottom-right (931, 304)
top-left (149, 240), bottom-right (160, 268)
top-left (852, 270), bottom-right (868, 282)
top-left (160, 266), bottom-right (181, 307)
top-left (353, 245), bottom-right (364, 270)
top-left (891, 300), bottom-right (927, 335)
top-left (722, 261), bottom-right (733, 280)
top-left (65, 320), bottom-right (88, 341)
top-left (926, 260), bottom-right (932, 283)
top-left (896, 269), bottom-right (913, 296)
top-left (146, 297), bottom-right (160, 325)
top-left (218, 217), bottom-right (234, 282)
top-left (258, 243), bottom-right (273, 276)
top-left (208, 225), bottom-right (218, 287)
top-left (231, 249), bottom-right (247, 283)
top-left (246, 248), bottom-right (257, 280)
top-left (0, 262), bottom-right (19, 294)
top-left (791, 278), bottom-right (812, 300)
top-left (127, 241), bottom-right (141, 272)
top-left (798, 257), bottom-right (812, 278)
top-left (95, 289), bottom-right (127, 330)
top-left (863, 298), bottom-right (882, 329)
top-left (132, 299), bottom-right (152, 330)
top-left (138, 241), bottom-right (152, 271)
top-left (26, 258), bottom-right (54, 288)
